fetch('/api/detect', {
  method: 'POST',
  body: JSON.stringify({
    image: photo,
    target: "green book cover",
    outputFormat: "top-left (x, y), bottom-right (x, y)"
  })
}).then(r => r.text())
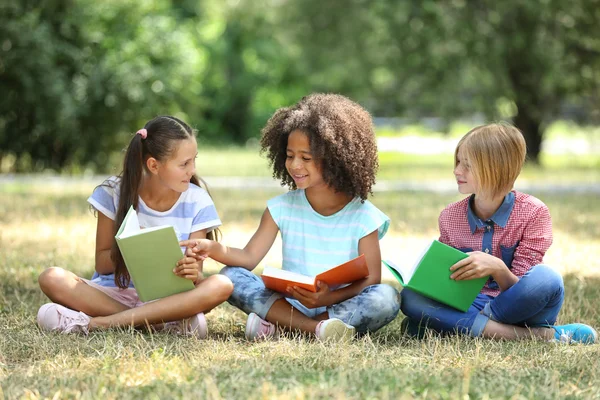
top-left (383, 240), bottom-right (488, 312)
top-left (115, 206), bottom-right (194, 302)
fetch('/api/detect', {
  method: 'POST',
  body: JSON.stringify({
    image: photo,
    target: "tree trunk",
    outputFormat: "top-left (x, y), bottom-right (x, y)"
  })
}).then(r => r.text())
top-left (513, 105), bottom-right (542, 164)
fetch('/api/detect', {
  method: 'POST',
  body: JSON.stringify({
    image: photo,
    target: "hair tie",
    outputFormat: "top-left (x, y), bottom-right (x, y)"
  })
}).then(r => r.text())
top-left (136, 128), bottom-right (147, 139)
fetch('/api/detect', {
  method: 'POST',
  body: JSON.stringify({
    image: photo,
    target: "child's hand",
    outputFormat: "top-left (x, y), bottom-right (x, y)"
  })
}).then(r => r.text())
top-left (184, 245), bottom-right (205, 262)
top-left (174, 252), bottom-right (203, 284)
top-left (450, 251), bottom-right (506, 280)
top-left (288, 281), bottom-right (332, 308)
top-left (179, 239), bottom-right (211, 260)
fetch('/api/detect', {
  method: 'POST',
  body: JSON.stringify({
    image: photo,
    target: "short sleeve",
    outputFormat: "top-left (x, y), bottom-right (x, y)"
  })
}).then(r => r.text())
top-left (359, 201), bottom-right (390, 240)
top-left (87, 178), bottom-right (119, 220)
top-left (191, 190), bottom-right (222, 233)
top-left (266, 196), bottom-right (283, 229)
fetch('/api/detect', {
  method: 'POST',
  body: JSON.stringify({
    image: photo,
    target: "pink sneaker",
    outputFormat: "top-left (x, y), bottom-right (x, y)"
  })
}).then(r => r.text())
top-left (245, 312), bottom-right (277, 341)
top-left (315, 318), bottom-right (355, 342)
top-left (163, 313), bottom-right (208, 339)
top-left (37, 303), bottom-right (90, 334)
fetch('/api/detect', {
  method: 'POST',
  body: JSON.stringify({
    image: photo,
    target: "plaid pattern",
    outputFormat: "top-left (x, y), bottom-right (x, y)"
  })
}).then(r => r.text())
top-left (439, 190), bottom-right (553, 297)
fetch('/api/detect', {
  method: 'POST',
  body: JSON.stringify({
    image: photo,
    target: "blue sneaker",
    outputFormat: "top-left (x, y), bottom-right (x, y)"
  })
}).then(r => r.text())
top-left (551, 323), bottom-right (598, 344)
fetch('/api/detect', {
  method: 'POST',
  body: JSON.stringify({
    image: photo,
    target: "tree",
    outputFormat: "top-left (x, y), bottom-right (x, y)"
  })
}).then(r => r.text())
top-left (277, 0), bottom-right (600, 163)
top-left (0, 0), bottom-right (201, 171)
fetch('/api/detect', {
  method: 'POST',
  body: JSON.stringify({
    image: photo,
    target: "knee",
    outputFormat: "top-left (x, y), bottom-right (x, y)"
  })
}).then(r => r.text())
top-left (529, 264), bottom-right (564, 294)
top-left (38, 267), bottom-right (68, 295)
top-left (400, 288), bottom-right (432, 319)
top-left (369, 284), bottom-right (401, 319)
top-left (209, 273), bottom-right (234, 302)
top-left (219, 265), bottom-right (245, 282)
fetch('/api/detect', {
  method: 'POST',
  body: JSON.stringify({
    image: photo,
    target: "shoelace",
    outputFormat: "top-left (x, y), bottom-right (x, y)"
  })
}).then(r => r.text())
top-left (558, 330), bottom-right (572, 343)
top-left (58, 311), bottom-right (89, 334)
top-left (259, 320), bottom-right (275, 337)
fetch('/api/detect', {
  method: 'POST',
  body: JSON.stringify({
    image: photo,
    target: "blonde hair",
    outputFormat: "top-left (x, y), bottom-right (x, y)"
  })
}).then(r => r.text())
top-left (455, 122), bottom-right (526, 199)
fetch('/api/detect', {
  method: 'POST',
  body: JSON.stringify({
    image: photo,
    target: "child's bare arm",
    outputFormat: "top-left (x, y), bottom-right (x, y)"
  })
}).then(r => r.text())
top-left (94, 212), bottom-right (116, 275)
top-left (180, 208), bottom-right (279, 270)
top-left (290, 229), bottom-right (382, 308)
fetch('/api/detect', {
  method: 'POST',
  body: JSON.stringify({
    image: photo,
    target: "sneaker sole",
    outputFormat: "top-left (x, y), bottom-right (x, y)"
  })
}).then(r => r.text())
top-left (188, 314), bottom-right (208, 339)
top-left (245, 313), bottom-right (259, 341)
top-left (321, 320), bottom-right (355, 342)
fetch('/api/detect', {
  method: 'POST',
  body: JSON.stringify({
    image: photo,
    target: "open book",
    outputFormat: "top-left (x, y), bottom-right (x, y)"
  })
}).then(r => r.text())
top-left (261, 254), bottom-right (368, 293)
top-left (383, 240), bottom-right (487, 312)
top-left (115, 206), bottom-right (194, 302)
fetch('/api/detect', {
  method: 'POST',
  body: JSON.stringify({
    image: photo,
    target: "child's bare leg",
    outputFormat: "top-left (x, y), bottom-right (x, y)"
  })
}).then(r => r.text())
top-left (38, 267), bottom-right (129, 316)
top-left (89, 274), bottom-right (233, 330)
top-left (265, 299), bottom-right (322, 334)
top-left (482, 320), bottom-right (555, 341)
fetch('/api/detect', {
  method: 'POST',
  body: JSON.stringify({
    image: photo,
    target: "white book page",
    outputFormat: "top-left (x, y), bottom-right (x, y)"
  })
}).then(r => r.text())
top-left (262, 267), bottom-right (315, 286)
top-left (119, 225), bottom-right (171, 239)
top-left (385, 240), bottom-right (434, 284)
top-left (117, 208), bottom-right (140, 238)
top-left (117, 208), bottom-right (171, 239)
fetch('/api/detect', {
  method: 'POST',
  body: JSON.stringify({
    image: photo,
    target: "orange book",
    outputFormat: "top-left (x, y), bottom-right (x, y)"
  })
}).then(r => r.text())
top-left (261, 254), bottom-right (369, 293)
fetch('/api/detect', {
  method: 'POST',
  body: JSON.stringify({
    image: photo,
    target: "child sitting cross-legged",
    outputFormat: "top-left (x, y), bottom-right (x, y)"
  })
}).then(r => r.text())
top-left (181, 93), bottom-right (401, 342)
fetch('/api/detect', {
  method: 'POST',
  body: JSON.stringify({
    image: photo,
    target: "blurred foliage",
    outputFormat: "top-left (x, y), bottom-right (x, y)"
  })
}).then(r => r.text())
top-left (279, 0), bottom-right (600, 161)
top-left (1, 0), bottom-right (599, 171)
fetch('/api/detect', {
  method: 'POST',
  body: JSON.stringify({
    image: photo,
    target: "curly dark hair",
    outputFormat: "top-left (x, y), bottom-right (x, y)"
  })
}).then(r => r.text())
top-left (260, 93), bottom-right (378, 201)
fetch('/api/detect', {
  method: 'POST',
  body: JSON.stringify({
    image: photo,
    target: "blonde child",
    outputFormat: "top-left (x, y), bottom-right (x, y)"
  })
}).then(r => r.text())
top-left (400, 123), bottom-right (597, 344)
top-left (181, 94), bottom-right (400, 341)
top-left (37, 116), bottom-right (233, 336)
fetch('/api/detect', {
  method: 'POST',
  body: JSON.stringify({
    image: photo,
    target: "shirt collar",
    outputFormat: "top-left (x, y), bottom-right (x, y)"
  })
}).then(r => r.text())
top-left (467, 191), bottom-right (515, 233)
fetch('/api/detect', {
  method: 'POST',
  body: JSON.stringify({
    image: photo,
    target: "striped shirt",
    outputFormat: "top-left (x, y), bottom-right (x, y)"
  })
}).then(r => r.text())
top-left (87, 176), bottom-right (221, 287)
top-left (267, 189), bottom-right (390, 276)
top-left (438, 190), bottom-right (553, 297)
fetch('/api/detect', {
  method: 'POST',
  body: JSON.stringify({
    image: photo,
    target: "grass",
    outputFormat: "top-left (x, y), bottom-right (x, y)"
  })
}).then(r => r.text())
top-left (186, 148), bottom-right (600, 183)
top-left (1, 172), bottom-right (600, 398)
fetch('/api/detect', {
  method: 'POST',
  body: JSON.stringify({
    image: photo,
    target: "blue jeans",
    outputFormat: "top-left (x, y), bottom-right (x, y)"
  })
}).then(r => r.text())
top-left (220, 266), bottom-right (401, 333)
top-left (400, 264), bottom-right (564, 337)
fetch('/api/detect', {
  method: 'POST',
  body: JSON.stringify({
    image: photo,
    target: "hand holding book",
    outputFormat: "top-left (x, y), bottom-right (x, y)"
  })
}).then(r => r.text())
top-left (287, 280), bottom-right (333, 309)
top-left (450, 250), bottom-right (518, 291)
top-left (114, 206), bottom-right (195, 302)
top-left (174, 246), bottom-right (204, 284)
top-left (383, 240), bottom-right (489, 312)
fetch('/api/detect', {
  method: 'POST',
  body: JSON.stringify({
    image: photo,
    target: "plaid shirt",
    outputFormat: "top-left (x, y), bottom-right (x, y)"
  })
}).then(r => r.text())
top-left (438, 190), bottom-right (553, 297)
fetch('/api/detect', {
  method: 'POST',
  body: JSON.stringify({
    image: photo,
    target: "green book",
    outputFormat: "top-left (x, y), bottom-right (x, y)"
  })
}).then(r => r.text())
top-left (114, 206), bottom-right (194, 302)
top-left (383, 240), bottom-right (488, 312)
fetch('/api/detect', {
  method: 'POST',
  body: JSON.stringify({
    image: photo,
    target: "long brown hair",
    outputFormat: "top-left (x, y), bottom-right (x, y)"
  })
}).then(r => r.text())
top-left (107, 116), bottom-right (219, 288)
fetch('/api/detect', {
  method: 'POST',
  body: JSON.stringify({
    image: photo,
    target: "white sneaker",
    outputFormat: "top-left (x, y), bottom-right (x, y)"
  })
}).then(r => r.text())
top-left (37, 303), bottom-right (90, 334)
top-left (164, 313), bottom-right (208, 339)
top-left (245, 312), bottom-right (277, 341)
top-left (315, 318), bottom-right (355, 342)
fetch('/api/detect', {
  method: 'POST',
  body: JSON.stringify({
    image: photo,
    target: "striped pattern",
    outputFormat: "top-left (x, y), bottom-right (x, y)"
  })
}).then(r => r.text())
top-left (87, 176), bottom-right (222, 288)
top-left (268, 190), bottom-right (389, 276)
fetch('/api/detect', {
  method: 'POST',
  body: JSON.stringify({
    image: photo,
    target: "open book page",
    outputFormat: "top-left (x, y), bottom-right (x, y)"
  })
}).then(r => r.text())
top-left (262, 267), bottom-right (315, 286)
top-left (117, 206), bottom-right (172, 239)
top-left (384, 240), bottom-right (434, 284)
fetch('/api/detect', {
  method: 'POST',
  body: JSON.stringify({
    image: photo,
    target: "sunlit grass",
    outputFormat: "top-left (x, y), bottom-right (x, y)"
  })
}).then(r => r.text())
top-left (1, 177), bottom-right (599, 398)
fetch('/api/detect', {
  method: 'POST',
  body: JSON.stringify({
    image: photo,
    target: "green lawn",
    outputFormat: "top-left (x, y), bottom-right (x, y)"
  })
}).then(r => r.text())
top-left (1, 175), bottom-right (599, 399)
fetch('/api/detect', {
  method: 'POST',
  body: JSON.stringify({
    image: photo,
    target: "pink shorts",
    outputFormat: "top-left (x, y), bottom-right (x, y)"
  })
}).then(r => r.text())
top-left (81, 278), bottom-right (146, 309)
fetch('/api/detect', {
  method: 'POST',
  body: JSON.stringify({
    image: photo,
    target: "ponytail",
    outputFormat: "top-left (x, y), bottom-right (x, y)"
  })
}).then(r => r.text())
top-left (111, 134), bottom-right (145, 289)
top-left (107, 116), bottom-right (219, 288)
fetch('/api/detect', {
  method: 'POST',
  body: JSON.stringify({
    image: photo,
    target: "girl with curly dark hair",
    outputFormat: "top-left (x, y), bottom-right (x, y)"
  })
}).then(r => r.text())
top-left (182, 94), bottom-right (400, 341)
